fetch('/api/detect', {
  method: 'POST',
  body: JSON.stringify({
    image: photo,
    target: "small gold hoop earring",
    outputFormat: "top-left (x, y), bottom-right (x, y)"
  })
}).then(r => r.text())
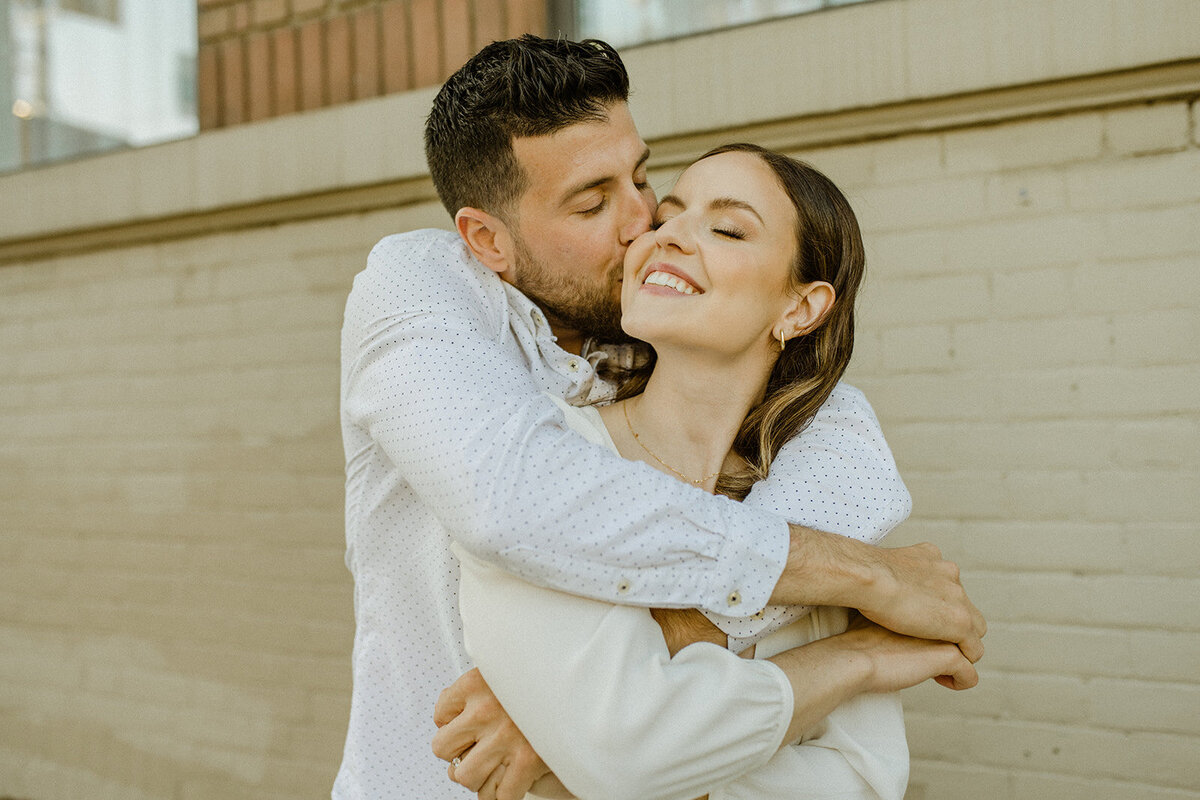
top-left (779, 331), bottom-right (786, 351)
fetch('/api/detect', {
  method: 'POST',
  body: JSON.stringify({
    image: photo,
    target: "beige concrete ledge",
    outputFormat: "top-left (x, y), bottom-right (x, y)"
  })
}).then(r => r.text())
top-left (0, 86), bottom-right (439, 249)
top-left (1, 0), bottom-right (1198, 257)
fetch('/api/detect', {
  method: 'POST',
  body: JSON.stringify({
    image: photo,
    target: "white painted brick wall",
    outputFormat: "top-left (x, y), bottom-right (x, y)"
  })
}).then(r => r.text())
top-left (0, 201), bottom-right (422, 799)
top-left (829, 99), bottom-right (1200, 799)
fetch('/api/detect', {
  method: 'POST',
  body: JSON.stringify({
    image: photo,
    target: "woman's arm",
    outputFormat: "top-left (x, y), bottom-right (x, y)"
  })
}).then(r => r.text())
top-left (707, 608), bottom-right (908, 800)
top-left (455, 545), bottom-right (791, 800)
top-left (710, 692), bottom-right (907, 800)
top-left (454, 546), bottom-right (976, 800)
top-left (701, 614), bottom-right (971, 800)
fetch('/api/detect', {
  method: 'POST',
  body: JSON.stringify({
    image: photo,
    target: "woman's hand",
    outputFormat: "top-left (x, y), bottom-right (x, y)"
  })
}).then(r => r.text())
top-left (767, 611), bottom-right (979, 745)
top-left (433, 668), bottom-right (553, 800)
top-left (844, 612), bottom-right (979, 692)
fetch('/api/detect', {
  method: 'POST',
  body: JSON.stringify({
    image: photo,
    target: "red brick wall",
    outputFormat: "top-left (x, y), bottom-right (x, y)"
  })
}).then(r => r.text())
top-left (197, 0), bottom-right (550, 130)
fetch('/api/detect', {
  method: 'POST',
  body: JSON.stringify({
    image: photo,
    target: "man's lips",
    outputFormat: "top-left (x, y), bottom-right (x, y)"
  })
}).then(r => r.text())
top-left (640, 262), bottom-right (703, 295)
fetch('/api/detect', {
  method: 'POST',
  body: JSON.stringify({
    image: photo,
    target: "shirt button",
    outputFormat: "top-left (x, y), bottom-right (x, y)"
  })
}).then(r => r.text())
top-left (568, 359), bottom-right (580, 372)
top-left (727, 590), bottom-right (742, 607)
top-left (752, 610), bottom-right (765, 620)
top-left (617, 578), bottom-right (631, 595)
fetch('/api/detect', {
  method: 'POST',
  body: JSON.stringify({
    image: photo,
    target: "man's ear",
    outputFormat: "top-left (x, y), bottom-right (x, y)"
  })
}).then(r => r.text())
top-left (455, 207), bottom-right (515, 277)
top-left (779, 281), bottom-right (836, 340)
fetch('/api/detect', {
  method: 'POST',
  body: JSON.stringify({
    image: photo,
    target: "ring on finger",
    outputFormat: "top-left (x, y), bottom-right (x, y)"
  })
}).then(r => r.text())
top-left (451, 756), bottom-right (461, 769)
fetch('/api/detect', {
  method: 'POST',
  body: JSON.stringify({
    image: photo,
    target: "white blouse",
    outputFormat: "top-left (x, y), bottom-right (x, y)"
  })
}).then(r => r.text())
top-left (457, 399), bottom-right (909, 800)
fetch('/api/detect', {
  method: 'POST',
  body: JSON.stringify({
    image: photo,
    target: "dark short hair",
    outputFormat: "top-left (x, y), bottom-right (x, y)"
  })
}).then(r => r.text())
top-left (424, 35), bottom-right (631, 219)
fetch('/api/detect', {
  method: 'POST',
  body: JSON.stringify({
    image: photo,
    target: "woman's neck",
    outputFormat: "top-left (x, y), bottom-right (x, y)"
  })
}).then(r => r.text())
top-left (600, 346), bottom-right (773, 491)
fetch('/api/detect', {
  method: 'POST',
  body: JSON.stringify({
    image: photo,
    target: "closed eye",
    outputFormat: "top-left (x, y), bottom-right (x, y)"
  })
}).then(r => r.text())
top-left (580, 197), bottom-right (608, 216)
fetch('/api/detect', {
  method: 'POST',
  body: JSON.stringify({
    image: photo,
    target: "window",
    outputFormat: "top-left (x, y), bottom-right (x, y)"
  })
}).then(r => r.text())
top-left (567, 0), bottom-right (877, 49)
top-left (0, 0), bottom-right (196, 173)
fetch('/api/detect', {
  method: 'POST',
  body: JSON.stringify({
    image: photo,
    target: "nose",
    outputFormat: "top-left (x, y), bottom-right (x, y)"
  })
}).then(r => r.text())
top-left (619, 184), bottom-right (655, 246)
top-left (653, 213), bottom-right (693, 254)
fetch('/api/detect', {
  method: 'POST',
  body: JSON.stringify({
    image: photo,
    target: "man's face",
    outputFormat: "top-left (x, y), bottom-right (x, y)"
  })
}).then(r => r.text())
top-left (506, 102), bottom-right (656, 343)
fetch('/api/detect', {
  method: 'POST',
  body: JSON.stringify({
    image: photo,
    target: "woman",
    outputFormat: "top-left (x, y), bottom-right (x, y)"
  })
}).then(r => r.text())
top-left (454, 144), bottom-right (975, 799)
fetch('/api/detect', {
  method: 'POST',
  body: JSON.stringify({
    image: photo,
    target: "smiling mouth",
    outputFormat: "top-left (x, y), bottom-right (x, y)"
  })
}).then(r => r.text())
top-left (643, 270), bottom-right (701, 295)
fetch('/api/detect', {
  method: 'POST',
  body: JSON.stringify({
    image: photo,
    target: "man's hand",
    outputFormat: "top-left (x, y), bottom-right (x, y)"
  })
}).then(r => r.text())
top-left (433, 668), bottom-right (551, 800)
top-left (773, 527), bottom-right (986, 662)
top-left (856, 541), bottom-right (986, 662)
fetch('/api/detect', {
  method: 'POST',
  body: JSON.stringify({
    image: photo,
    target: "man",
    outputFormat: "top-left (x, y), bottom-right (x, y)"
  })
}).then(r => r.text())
top-left (336, 35), bottom-right (983, 800)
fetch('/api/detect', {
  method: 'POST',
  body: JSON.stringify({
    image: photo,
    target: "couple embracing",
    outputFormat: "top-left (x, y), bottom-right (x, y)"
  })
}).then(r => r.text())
top-left (336, 35), bottom-right (985, 800)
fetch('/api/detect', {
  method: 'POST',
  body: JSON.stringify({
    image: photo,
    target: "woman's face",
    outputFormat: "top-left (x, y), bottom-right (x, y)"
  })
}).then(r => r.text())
top-left (621, 151), bottom-right (800, 358)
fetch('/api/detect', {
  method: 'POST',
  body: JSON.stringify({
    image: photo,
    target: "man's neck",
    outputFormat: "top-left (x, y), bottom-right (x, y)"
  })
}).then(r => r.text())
top-left (548, 322), bottom-right (585, 356)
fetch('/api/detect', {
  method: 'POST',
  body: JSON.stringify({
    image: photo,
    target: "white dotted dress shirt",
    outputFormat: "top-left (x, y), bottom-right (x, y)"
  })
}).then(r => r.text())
top-left (333, 229), bottom-right (911, 799)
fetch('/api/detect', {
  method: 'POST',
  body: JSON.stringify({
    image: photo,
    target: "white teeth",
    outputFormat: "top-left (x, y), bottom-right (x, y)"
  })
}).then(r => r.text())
top-left (644, 271), bottom-right (698, 295)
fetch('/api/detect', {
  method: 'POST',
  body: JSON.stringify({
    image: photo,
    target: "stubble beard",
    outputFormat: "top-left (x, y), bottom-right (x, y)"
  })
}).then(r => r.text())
top-left (511, 233), bottom-right (630, 344)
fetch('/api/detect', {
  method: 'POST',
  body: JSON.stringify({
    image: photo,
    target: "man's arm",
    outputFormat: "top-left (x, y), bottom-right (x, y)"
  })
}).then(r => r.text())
top-left (770, 529), bottom-right (986, 662)
top-left (748, 382), bottom-right (912, 546)
top-left (699, 382), bottom-right (983, 659)
top-left (344, 232), bottom-right (790, 614)
top-left (348, 234), bottom-right (983, 647)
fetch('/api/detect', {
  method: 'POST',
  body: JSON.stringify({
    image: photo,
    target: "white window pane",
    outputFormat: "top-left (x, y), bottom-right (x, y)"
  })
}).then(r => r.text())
top-left (1, 0), bottom-right (197, 173)
top-left (576, 0), bottom-right (875, 49)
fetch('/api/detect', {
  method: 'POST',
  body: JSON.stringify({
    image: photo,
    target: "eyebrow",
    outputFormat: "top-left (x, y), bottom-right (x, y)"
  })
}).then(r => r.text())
top-left (560, 147), bottom-right (652, 206)
top-left (658, 194), bottom-right (765, 225)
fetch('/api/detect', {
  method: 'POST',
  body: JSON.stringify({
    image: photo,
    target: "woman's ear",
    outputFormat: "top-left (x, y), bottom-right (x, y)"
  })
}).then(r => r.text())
top-left (780, 281), bottom-right (836, 339)
top-left (455, 208), bottom-right (516, 277)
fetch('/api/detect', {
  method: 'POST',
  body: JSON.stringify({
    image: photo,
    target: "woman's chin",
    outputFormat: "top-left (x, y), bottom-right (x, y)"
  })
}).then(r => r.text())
top-left (622, 305), bottom-right (722, 354)
top-left (621, 328), bottom-right (692, 355)
top-left (618, 316), bottom-right (666, 346)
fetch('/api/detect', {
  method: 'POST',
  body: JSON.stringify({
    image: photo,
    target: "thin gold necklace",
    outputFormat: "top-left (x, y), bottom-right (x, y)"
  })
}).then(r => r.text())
top-left (622, 402), bottom-right (721, 487)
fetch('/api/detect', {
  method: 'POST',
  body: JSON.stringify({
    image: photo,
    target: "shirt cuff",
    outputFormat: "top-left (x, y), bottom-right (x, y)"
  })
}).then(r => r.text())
top-left (704, 604), bottom-right (813, 652)
top-left (708, 507), bottom-right (791, 617)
